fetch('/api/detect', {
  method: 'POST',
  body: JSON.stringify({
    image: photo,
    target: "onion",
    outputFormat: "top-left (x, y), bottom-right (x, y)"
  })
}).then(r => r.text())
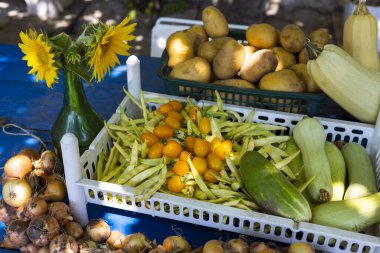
top-left (288, 242), bottom-right (314, 253)
top-left (149, 245), bottom-right (167, 253)
top-left (224, 238), bottom-right (249, 253)
top-left (64, 221), bottom-right (84, 240)
top-left (0, 199), bottom-right (17, 225)
top-left (33, 150), bottom-right (60, 176)
top-left (27, 215), bottom-right (60, 246)
top-left (4, 154), bottom-right (33, 179)
top-left (86, 218), bottom-right (111, 243)
top-left (106, 230), bottom-right (126, 250)
top-left (49, 202), bottom-right (73, 226)
top-left (122, 233), bottom-right (152, 253)
top-left (78, 239), bottom-right (98, 251)
top-left (2, 179), bottom-right (32, 207)
top-left (203, 240), bottom-right (225, 253)
top-left (250, 242), bottom-right (276, 253)
top-left (2, 173), bottom-right (17, 186)
top-left (19, 148), bottom-right (40, 162)
top-left (37, 247), bottom-right (50, 253)
top-left (162, 235), bottom-right (192, 252)
top-left (1, 235), bottom-right (15, 249)
top-left (6, 219), bottom-right (30, 249)
top-left (17, 197), bottom-right (48, 221)
top-left (39, 175), bottom-right (66, 202)
top-left (20, 242), bottom-right (41, 253)
top-left (49, 234), bottom-right (78, 253)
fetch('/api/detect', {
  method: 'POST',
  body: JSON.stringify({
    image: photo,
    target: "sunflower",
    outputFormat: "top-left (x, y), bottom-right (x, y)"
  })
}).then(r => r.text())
top-left (18, 29), bottom-right (58, 88)
top-left (88, 16), bottom-right (136, 82)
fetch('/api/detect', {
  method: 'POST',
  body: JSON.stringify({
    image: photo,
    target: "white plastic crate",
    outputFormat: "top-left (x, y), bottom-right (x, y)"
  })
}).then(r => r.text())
top-left (64, 91), bottom-right (380, 253)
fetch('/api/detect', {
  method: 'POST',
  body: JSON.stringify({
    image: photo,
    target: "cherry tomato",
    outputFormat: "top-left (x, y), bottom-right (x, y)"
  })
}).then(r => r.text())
top-left (210, 137), bottom-right (222, 152)
top-left (168, 101), bottom-right (183, 112)
top-left (179, 150), bottom-right (192, 162)
top-left (140, 132), bottom-right (159, 147)
top-left (189, 106), bottom-right (201, 123)
top-left (167, 111), bottom-right (183, 122)
top-left (153, 125), bottom-right (174, 139)
top-left (164, 117), bottom-right (181, 130)
top-left (148, 142), bottom-right (164, 159)
top-left (192, 156), bottom-right (207, 175)
top-left (203, 169), bottom-right (219, 183)
top-left (199, 117), bottom-right (211, 135)
top-left (214, 140), bottom-right (233, 160)
top-left (172, 160), bottom-right (190, 176)
top-left (163, 140), bottom-right (183, 158)
top-left (158, 103), bottom-right (174, 114)
top-left (184, 136), bottom-right (196, 152)
top-left (207, 153), bottom-right (223, 171)
top-left (193, 138), bottom-right (210, 157)
top-left (167, 175), bottom-right (185, 193)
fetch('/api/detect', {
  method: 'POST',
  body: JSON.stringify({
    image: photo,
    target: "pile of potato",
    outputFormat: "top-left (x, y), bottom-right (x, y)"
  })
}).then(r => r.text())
top-left (166, 5), bottom-right (333, 95)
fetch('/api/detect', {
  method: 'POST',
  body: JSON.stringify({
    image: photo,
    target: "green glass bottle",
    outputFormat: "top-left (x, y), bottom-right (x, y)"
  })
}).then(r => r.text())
top-left (51, 69), bottom-right (104, 157)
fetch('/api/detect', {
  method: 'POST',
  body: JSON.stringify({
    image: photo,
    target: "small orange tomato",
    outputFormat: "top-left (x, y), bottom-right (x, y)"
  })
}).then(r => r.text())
top-left (192, 156), bottom-right (207, 175)
top-left (158, 103), bottom-right (174, 114)
top-left (203, 169), bottom-right (219, 183)
top-left (140, 132), bottom-right (159, 147)
top-left (199, 117), bottom-right (211, 135)
top-left (179, 150), bottom-right (192, 162)
top-left (188, 106), bottom-right (201, 123)
top-left (153, 125), bottom-right (174, 139)
top-left (163, 140), bottom-right (183, 158)
top-left (148, 142), bottom-right (164, 159)
top-left (167, 111), bottom-right (183, 122)
top-left (193, 138), bottom-right (210, 157)
top-left (207, 153), bottom-right (223, 171)
top-left (164, 117), bottom-right (181, 130)
top-left (172, 160), bottom-right (190, 176)
top-left (210, 137), bottom-right (222, 152)
top-left (167, 175), bottom-right (185, 193)
top-left (168, 101), bottom-right (183, 112)
top-left (214, 140), bottom-right (233, 160)
top-left (184, 136), bottom-right (196, 152)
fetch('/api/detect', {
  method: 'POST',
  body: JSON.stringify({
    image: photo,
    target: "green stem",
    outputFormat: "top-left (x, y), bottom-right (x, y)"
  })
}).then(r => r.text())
top-left (354, 0), bottom-right (369, 15)
top-left (305, 41), bottom-right (323, 60)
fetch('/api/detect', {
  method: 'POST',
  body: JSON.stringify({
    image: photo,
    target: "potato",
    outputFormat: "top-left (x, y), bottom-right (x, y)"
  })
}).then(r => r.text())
top-left (309, 28), bottom-right (330, 45)
top-left (166, 31), bottom-right (194, 68)
top-left (169, 57), bottom-right (211, 83)
top-left (213, 40), bottom-right (245, 79)
top-left (186, 25), bottom-right (208, 51)
top-left (259, 69), bottom-right (305, 93)
top-left (246, 23), bottom-right (278, 49)
top-left (271, 47), bottom-right (297, 71)
top-left (240, 49), bottom-right (278, 82)
top-left (202, 6), bottom-right (229, 38)
top-left (280, 24), bottom-right (306, 53)
top-left (298, 42), bottom-right (324, 63)
top-left (212, 37), bottom-right (235, 50)
top-left (196, 41), bottom-right (218, 63)
top-left (290, 63), bottom-right (321, 93)
top-left (243, 45), bottom-right (258, 63)
top-left (214, 79), bottom-right (256, 89)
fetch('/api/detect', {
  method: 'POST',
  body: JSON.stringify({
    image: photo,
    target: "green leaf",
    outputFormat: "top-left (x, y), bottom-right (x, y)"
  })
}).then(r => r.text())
top-left (65, 64), bottom-right (93, 85)
top-left (49, 32), bottom-right (73, 51)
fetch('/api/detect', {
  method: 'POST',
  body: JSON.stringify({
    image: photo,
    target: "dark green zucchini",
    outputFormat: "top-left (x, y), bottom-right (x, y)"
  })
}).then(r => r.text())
top-left (240, 151), bottom-right (312, 222)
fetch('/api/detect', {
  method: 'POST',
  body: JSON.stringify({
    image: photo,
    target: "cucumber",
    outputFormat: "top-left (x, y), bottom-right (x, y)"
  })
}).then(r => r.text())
top-left (342, 142), bottom-right (377, 200)
top-left (325, 141), bottom-right (346, 201)
top-left (240, 151), bottom-right (312, 222)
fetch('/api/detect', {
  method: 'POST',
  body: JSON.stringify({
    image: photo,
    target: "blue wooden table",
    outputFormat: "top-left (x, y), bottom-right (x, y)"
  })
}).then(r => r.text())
top-left (0, 44), bottom-right (252, 250)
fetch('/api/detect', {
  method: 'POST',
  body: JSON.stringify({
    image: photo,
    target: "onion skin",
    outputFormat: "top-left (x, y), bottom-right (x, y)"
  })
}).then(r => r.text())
top-left (1, 235), bottom-right (16, 249)
top-left (49, 202), bottom-right (73, 226)
top-left (49, 234), bottom-right (78, 253)
top-left (39, 176), bottom-right (66, 202)
top-left (162, 235), bottom-right (192, 252)
top-left (64, 221), bottom-right (84, 240)
top-left (4, 154), bottom-right (33, 179)
top-left (6, 219), bottom-right (30, 249)
top-left (19, 148), bottom-right (40, 163)
top-left (203, 240), bottom-right (225, 253)
top-left (106, 230), bottom-right (126, 250)
top-left (17, 197), bottom-right (48, 221)
top-left (37, 247), bottom-right (49, 253)
top-left (224, 239), bottom-right (249, 253)
top-left (122, 233), bottom-right (152, 253)
top-left (86, 218), bottom-right (111, 243)
top-left (2, 179), bottom-right (32, 208)
top-left (2, 173), bottom-right (17, 186)
top-left (33, 151), bottom-right (60, 176)
top-left (148, 245), bottom-right (167, 253)
top-left (20, 242), bottom-right (41, 253)
top-left (27, 215), bottom-right (60, 247)
top-left (0, 199), bottom-right (18, 225)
